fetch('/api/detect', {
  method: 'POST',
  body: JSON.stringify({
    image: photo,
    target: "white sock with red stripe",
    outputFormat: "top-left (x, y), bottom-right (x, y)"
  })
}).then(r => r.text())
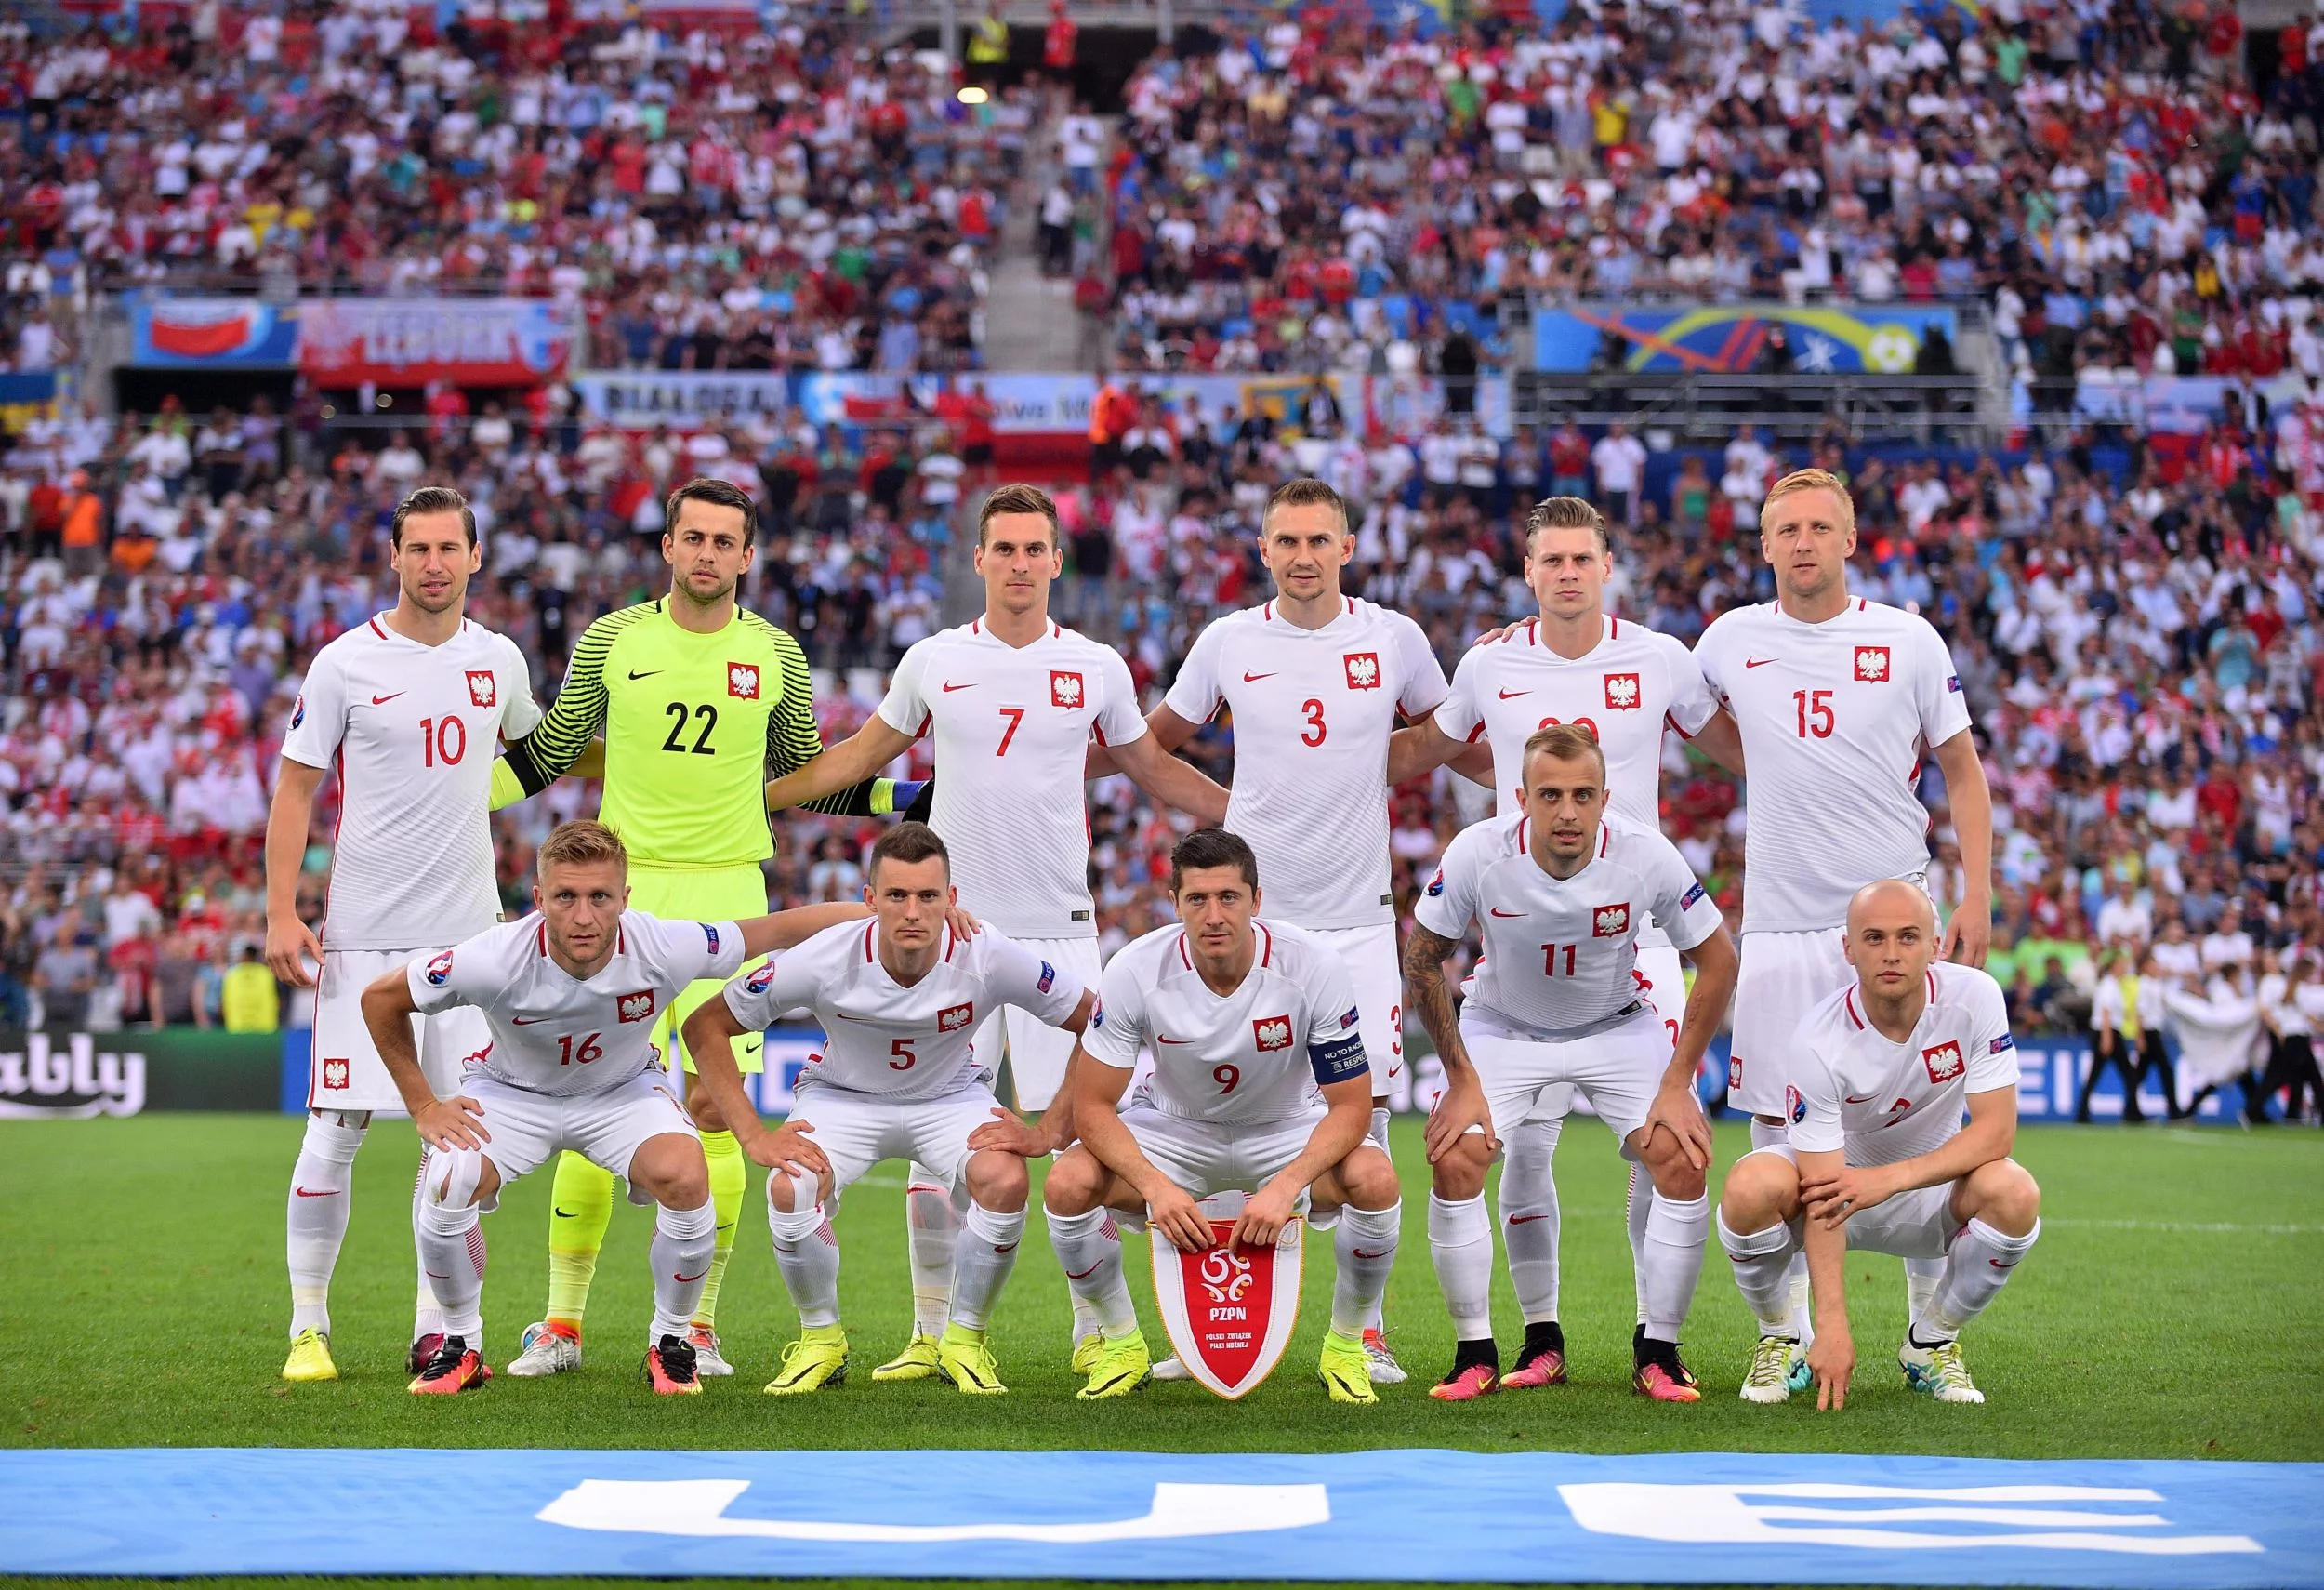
top-left (1429, 1193), bottom-right (1494, 1342)
top-left (1332, 1202), bottom-right (1401, 1339)
top-left (1924, 1219), bottom-right (2040, 1340)
top-left (904, 1164), bottom-right (961, 1338)
top-left (1628, 1161), bottom-right (1654, 1326)
top-left (1047, 1205), bottom-right (1137, 1336)
top-left (768, 1181), bottom-right (842, 1330)
top-left (650, 1199), bottom-right (717, 1344)
top-left (1639, 1191), bottom-right (1709, 1345)
top-left (948, 1201), bottom-right (1025, 1332)
top-left (413, 1195), bottom-right (486, 1345)
top-left (1497, 1119), bottom-right (1562, 1324)
top-left (1717, 1207), bottom-right (1797, 1336)
top-left (287, 1109), bottom-right (366, 1339)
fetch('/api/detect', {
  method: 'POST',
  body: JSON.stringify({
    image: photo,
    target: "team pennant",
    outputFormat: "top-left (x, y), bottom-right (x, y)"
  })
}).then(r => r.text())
top-left (1150, 1212), bottom-right (1303, 1400)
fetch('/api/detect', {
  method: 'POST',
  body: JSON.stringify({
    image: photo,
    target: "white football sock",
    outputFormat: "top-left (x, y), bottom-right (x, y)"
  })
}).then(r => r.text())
top-left (1640, 1190), bottom-right (1709, 1345)
top-left (1717, 1207), bottom-right (1797, 1337)
top-left (768, 1174), bottom-right (841, 1329)
top-left (1332, 1202), bottom-right (1401, 1339)
top-left (1362, 1108), bottom-right (1393, 1332)
top-left (649, 1199), bottom-right (717, 1344)
top-left (413, 1186), bottom-right (486, 1344)
top-left (949, 1201), bottom-right (1024, 1332)
top-left (1743, 1121), bottom-right (1810, 1345)
top-left (1047, 1205), bottom-right (1137, 1336)
top-left (286, 1109), bottom-right (366, 1338)
top-left (1903, 1254), bottom-right (1945, 1333)
top-left (410, 1149), bottom-right (444, 1342)
top-left (904, 1165), bottom-right (961, 1338)
top-left (1923, 1219), bottom-right (2040, 1341)
top-left (1498, 1117), bottom-right (1562, 1324)
top-left (1429, 1191), bottom-right (1494, 1342)
top-left (1627, 1160), bottom-right (1653, 1326)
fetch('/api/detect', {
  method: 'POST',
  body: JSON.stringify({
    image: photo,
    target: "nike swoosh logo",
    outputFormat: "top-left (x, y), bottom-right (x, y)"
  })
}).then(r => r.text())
top-left (293, 1187), bottom-right (339, 1199)
top-left (1352, 1248), bottom-right (1393, 1259)
top-left (1489, 908), bottom-right (1525, 918)
top-left (627, 669), bottom-right (662, 680)
top-left (834, 1013), bottom-right (871, 1021)
top-left (1744, 657), bottom-right (1778, 669)
top-left (370, 692), bottom-right (403, 705)
top-left (1497, 687), bottom-right (1530, 699)
top-left (555, 1207), bottom-right (578, 1218)
top-left (1844, 1094), bottom-right (1877, 1104)
top-left (1066, 1263), bottom-right (1103, 1279)
top-left (1241, 671), bottom-right (1277, 682)
top-left (994, 1243), bottom-right (1019, 1254)
top-left (673, 1268), bottom-right (707, 1283)
top-left (426, 1270), bottom-right (452, 1279)
top-left (942, 681), bottom-right (977, 692)
top-left (1508, 1213), bottom-right (1551, 1226)
top-left (511, 1016), bottom-right (548, 1026)
top-left (1155, 1035), bottom-right (1193, 1044)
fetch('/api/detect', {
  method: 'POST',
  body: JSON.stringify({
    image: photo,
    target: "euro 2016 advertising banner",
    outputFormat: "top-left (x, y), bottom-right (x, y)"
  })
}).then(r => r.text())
top-left (1532, 302), bottom-right (1958, 375)
top-left (129, 298), bottom-right (301, 367)
top-left (299, 297), bottom-right (572, 386)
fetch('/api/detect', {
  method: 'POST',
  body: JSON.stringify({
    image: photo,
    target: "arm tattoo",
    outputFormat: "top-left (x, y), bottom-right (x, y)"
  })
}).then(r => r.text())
top-left (1403, 925), bottom-right (1462, 1057)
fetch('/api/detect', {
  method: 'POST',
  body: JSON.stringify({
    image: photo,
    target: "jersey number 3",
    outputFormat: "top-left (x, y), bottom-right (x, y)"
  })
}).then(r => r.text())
top-left (662, 702), bottom-right (719, 755)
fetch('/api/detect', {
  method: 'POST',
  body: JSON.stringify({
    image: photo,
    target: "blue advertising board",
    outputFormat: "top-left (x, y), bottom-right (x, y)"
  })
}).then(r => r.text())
top-left (1533, 303), bottom-right (1958, 376)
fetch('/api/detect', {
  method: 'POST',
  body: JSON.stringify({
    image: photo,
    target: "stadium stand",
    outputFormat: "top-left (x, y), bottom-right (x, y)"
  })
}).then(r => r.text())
top-left (0, 0), bottom-right (2317, 1120)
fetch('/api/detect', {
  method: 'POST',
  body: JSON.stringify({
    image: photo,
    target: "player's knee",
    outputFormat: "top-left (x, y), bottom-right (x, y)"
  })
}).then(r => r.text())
top-left (422, 1146), bottom-right (494, 1211)
top-left (1642, 1131), bottom-right (1707, 1202)
top-left (1431, 1135), bottom-right (1490, 1200)
top-left (1719, 1151), bottom-right (1795, 1227)
top-left (766, 1167), bottom-right (818, 1214)
top-left (1042, 1148), bottom-right (1104, 1216)
top-left (1968, 1159), bottom-right (2040, 1235)
top-left (966, 1150), bottom-right (1028, 1213)
top-left (1340, 1146), bottom-right (1401, 1210)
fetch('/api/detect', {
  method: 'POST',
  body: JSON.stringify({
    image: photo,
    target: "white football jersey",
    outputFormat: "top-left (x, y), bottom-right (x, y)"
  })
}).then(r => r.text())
top-left (1434, 615), bottom-right (1717, 826)
top-left (878, 619), bottom-right (1147, 939)
top-left (1790, 961), bottom-right (2017, 1167)
top-left (1163, 597), bottom-right (1447, 929)
top-left (720, 919), bottom-right (1085, 1101)
top-left (282, 616), bottom-right (541, 952)
top-left (1083, 919), bottom-right (1367, 1124)
top-left (1415, 812), bottom-right (1723, 1040)
top-left (406, 909), bottom-right (745, 1097)
top-left (1694, 599), bottom-right (1973, 934)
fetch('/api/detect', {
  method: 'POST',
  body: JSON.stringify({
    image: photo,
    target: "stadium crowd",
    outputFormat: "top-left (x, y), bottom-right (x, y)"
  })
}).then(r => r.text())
top-left (0, 6), bottom-right (1012, 377)
top-left (1089, 0), bottom-right (2324, 387)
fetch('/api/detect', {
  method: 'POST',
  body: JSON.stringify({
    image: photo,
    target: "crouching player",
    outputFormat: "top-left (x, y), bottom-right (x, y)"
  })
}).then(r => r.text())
top-left (681, 822), bottom-right (1093, 1397)
top-left (1043, 828), bottom-right (1405, 1404)
top-left (1406, 724), bottom-right (1737, 1402)
top-left (1718, 879), bottom-right (2040, 1408)
top-left (363, 819), bottom-right (869, 1396)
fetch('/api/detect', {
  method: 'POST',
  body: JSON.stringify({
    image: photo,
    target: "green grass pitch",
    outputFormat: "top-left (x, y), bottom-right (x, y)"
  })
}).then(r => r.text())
top-left (4, 1114), bottom-right (2319, 1463)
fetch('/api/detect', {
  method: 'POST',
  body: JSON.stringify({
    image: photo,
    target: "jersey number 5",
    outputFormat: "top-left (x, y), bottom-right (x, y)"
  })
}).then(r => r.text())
top-left (662, 702), bottom-right (719, 754)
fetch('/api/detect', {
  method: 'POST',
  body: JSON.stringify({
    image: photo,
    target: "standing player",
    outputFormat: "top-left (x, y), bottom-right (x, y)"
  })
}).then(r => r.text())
top-left (492, 479), bottom-right (915, 1379)
top-left (1694, 469), bottom-right (1994, 1389)
top-left (680, 822), bottom-right (1096, 1396)
top-left (1043, 828), bottom-right (1405, 1404)
top-left (1391, 496), bottom-right (1743, 1390)
top-left (1718, 881), bottom-right (2040, 1407)
top-left (759, 483), bottom-right (1226, 1379)
top-left (1404, 724), bottom-right (1737, 1401)
top-left (1111, 476), bottom-right (1448, 1384)
top-left (361, 820), bottom-right (867, 1395)
top-left (267, 485), bottom-right (545, 1384)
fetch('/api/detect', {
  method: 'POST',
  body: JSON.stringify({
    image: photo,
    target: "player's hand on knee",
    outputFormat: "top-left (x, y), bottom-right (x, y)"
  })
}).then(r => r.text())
top-left (967, 1106), bottom-right (1047, 1157)
top-left (1423, 1077), bottom-right (1494, 1162)
top-left (751, 1120), bottom-right (827, 1178)
top-left (1802, 1164), bottom-right (1891, 1227)
top-left (416, 1095), bottom-right (488, 1151)
top-left (1230, 1184), bottom-right (1297, 1251)
top-left (1149, 1184), bottom-right (1213, 1253)
top-left (1810, 1329), bottom-right (1855, 1411)
top-left (1643, 1082), bottom-right (1713, 1172)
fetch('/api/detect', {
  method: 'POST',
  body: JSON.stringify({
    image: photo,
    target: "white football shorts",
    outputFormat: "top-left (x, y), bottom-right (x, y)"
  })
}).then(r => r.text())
top-left (309, 947), bottom-right (487, 1112)
top-left (1305, 922), bottom-right (1405, 1095)
top-left (1518, 942), bottom-right (1684, 1126)
top-left (1118, 1104), bottom-right (1331, 1200)
top-left (786, 1079), bottom-right (1009, 1200)
top-left (464, 1067), bottom-right (700, 1207)
top-left (1462, 1006), bottom-right (1672, 1151)
top-left (1727, 927), bottom-right (1855, 1120)
top-left (971, 934), bottom-right (1103, 1112)
top-left (1743, 1143), bottom-right (1969, 1260)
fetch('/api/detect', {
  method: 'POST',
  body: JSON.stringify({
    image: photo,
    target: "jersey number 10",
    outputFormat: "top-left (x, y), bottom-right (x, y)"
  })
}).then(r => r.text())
top-left (419, 715), bottom-right (467, 766)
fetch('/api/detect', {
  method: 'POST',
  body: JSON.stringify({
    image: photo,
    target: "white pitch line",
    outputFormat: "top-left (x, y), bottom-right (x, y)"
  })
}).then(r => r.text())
top-left (2048, 1217), bottom-right (2324, 1235)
